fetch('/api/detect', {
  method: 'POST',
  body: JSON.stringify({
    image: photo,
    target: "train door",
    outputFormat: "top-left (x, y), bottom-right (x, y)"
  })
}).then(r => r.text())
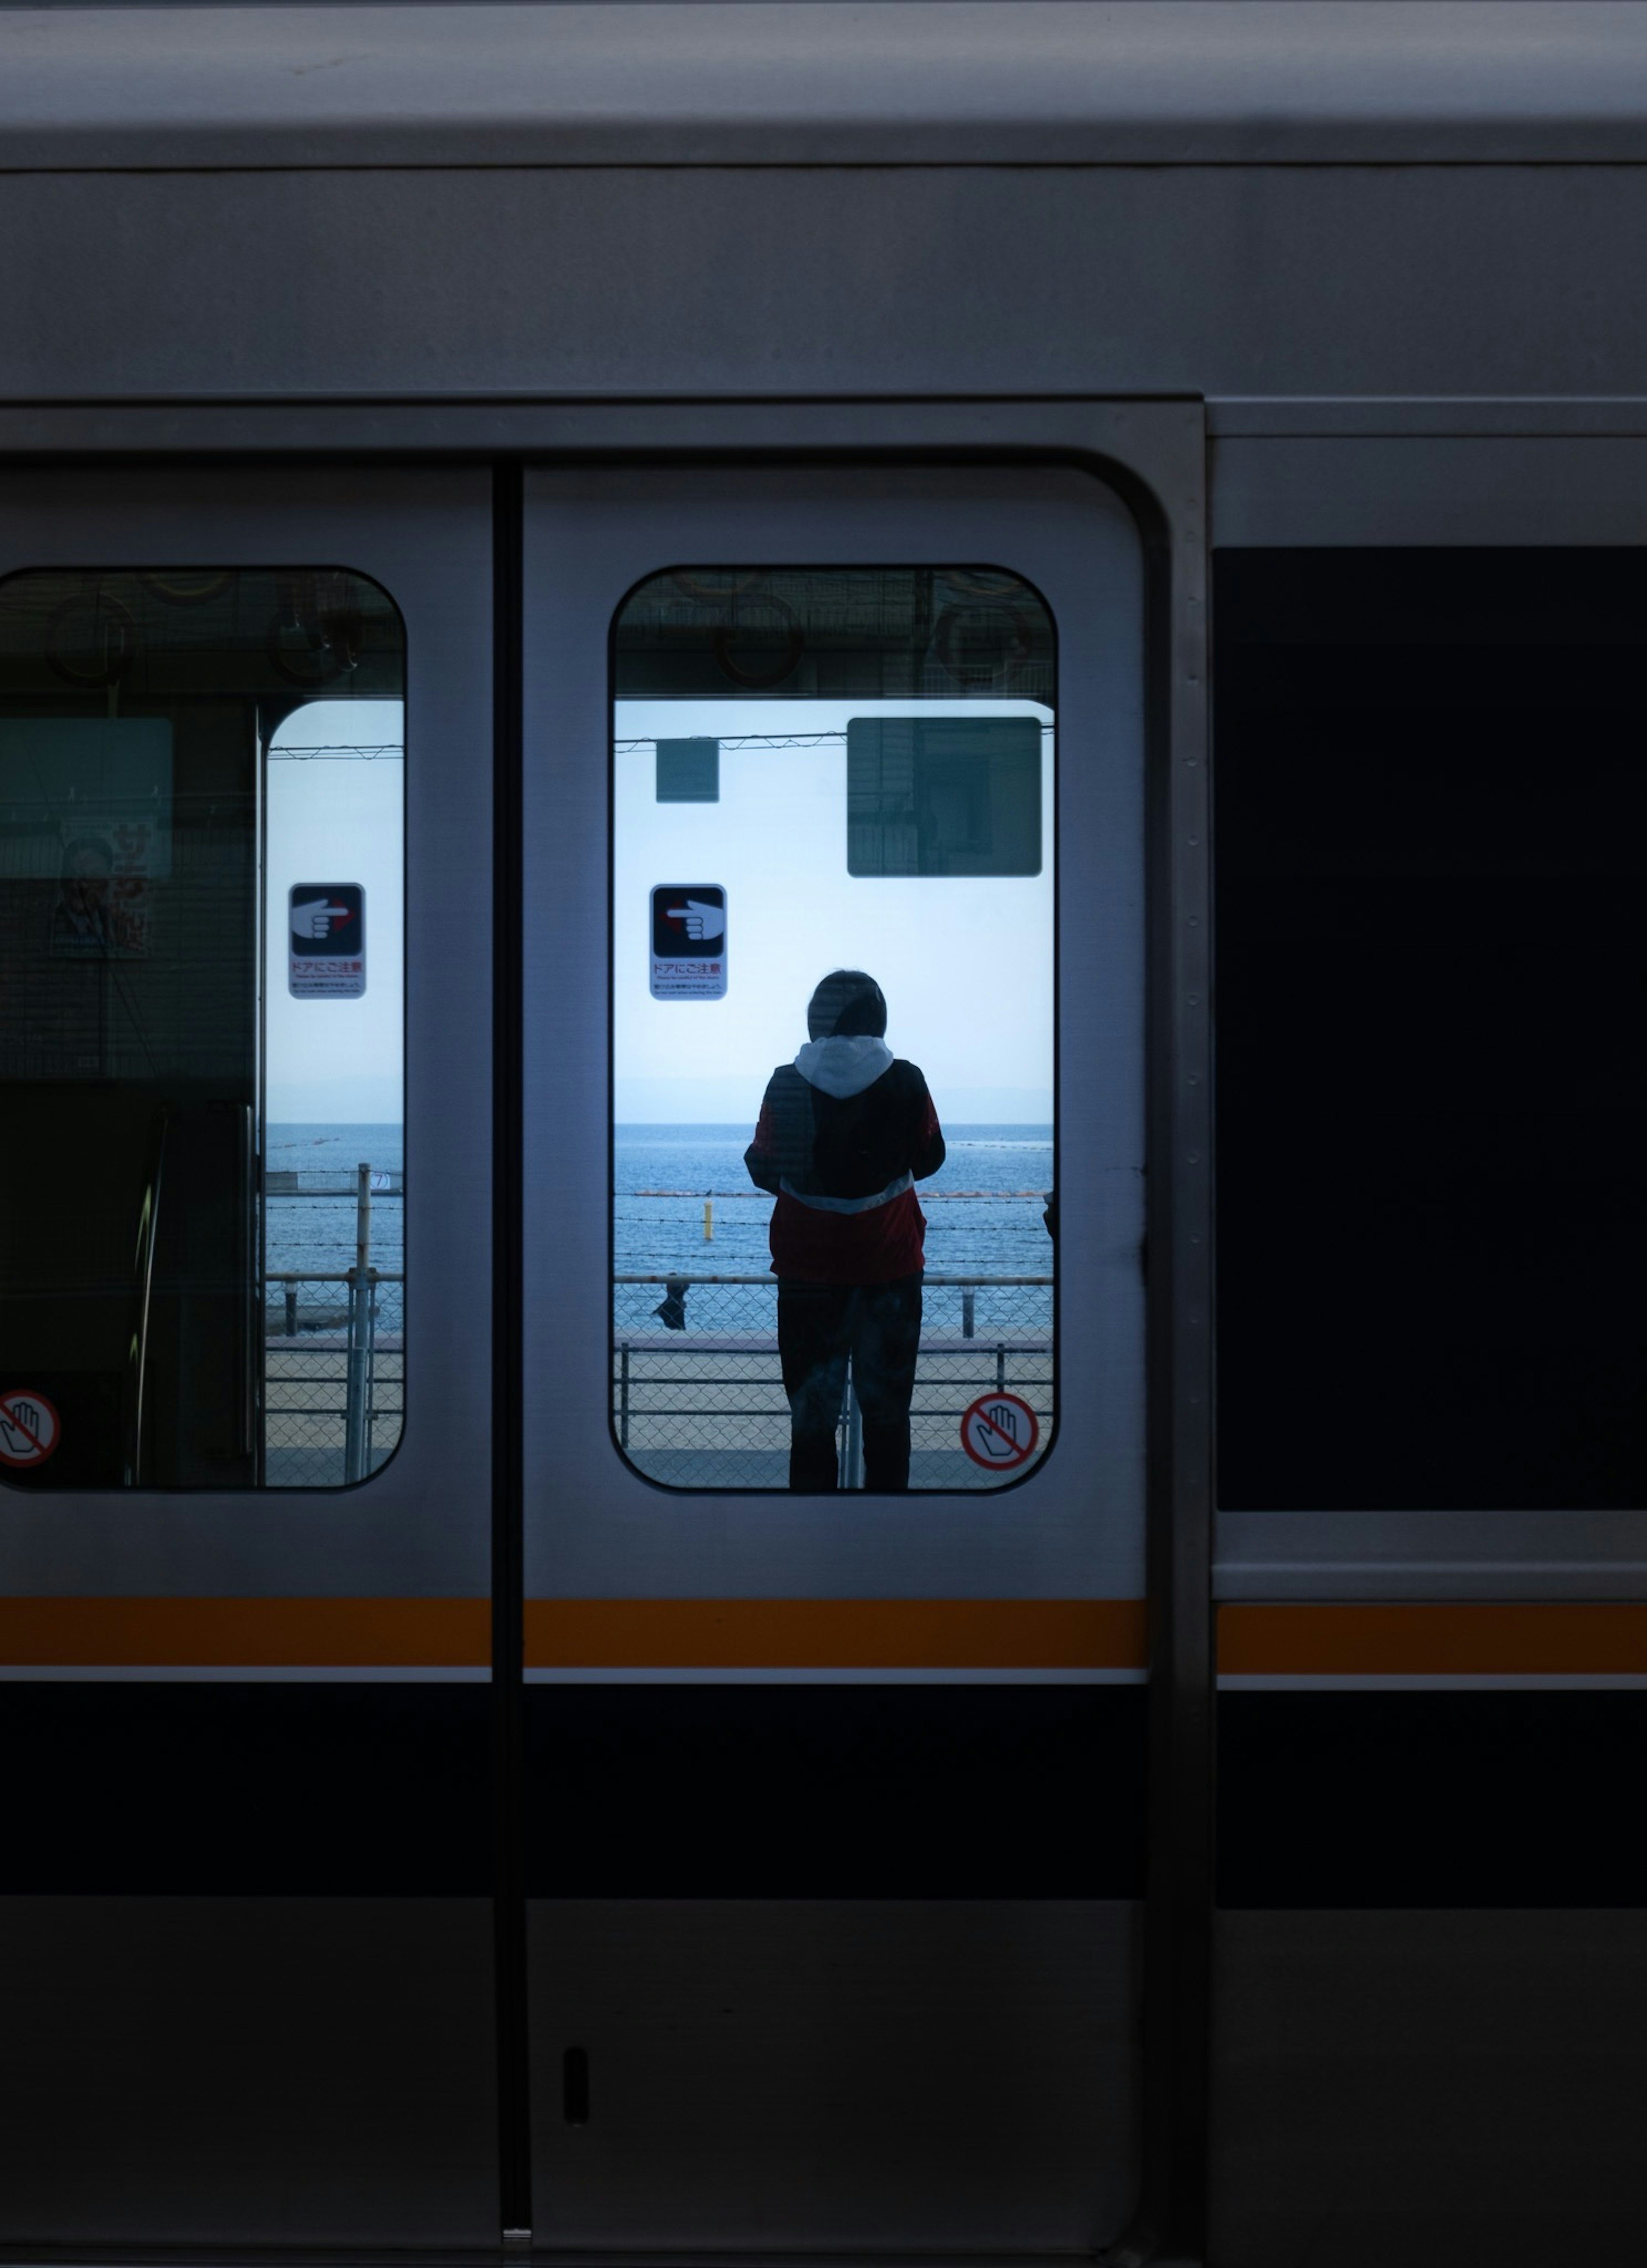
top-left (520, 467), bottom-right (1148, 2247)
top-left (0, 468), bottom-right (497, 2246)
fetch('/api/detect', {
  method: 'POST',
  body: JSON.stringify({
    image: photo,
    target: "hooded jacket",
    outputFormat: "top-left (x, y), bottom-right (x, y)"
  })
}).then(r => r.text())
top-left (744, 1035), bottom-right (946, 1282)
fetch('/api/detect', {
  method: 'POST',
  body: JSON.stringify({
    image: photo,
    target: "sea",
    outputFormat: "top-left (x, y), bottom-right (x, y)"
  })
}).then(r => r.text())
top-left (265, 1120), bottom-right (1054, 1335)
top-left (265, 1123), bottom-right (405, 1284)
top-left (613, 1123), bottom-right (1054, 1337)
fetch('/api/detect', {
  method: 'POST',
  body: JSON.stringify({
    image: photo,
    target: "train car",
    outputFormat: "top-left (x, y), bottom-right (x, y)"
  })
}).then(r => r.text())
top-left (1, 6), bottom-right (1644, 2264)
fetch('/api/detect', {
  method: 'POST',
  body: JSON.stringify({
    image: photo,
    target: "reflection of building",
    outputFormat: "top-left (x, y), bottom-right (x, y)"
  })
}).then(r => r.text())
top-left (0, 800), bottom-right (242, 1084)
top-left (51, 822), bottom-right (157, 958)
top-left (50, 834), bottom-right (116, 955)
top-left (1, 718), bottom-right (172, 1028)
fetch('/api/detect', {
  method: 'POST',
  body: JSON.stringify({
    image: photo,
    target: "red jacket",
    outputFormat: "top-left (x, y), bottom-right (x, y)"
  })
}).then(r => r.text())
top-left (745, 1040), bottom-right (946, 1283)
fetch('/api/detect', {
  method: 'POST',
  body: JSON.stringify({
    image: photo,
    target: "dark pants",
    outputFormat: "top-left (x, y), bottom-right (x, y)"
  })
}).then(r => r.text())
top-left (777, 1273), bottom-right (924, 1492)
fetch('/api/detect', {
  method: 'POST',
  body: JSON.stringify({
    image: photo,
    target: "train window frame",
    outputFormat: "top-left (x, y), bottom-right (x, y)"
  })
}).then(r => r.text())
top-left (1210, 431), bottom-right (1647, 1604)
top-left (0, 562), bottom-right (408, 1494)
top-left (606, 560), bottom-right (1060, 1498)
top-left (520, 461), bottom-right (1156, 1612)
top-left (0, 464), bottom-right (493, 1628)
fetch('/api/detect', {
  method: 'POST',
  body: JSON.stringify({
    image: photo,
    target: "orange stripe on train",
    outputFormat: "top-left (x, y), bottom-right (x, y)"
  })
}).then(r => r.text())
top-left (1220, 1602), bottom-right (1647, 1678)
top-left (525, 1597), bottom-right (1146, 1670)
top-left (0, 1597), bottom-right (490, 1667)
top-left (0, 1596), bottom-right (1146, 1670)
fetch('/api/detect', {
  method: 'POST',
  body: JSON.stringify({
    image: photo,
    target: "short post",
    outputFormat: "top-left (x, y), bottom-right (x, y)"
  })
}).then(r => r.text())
top-left (619, 1340), bottom-right (631, 1450)
top-left (363, 1267), bottom-right (380, 1462)
top-left (961, 1287), bottom-right (975, 1340)
top-left (285, 1284), bottom-right (298, 1337)
top-left (344, 1163), bottom-right (372, 1483)
top-left (703, 1199), bottom-right (713, 1242)
top-left (996, 1342), bottom-right (1007, 1393)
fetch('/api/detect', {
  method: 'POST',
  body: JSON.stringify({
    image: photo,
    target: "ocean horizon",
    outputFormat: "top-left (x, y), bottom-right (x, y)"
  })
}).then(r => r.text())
top-left (264, 1120), bottom-right (1054, 1331)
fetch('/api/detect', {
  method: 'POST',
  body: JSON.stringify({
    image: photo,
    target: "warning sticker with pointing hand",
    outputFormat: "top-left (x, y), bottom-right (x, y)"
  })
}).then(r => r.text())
top-left (651, 884), bottom-right (727, 999)
top-left (959, 1390), bottom-right (1040, 1472)
top-left (290, 882), bottom-right (366, 998)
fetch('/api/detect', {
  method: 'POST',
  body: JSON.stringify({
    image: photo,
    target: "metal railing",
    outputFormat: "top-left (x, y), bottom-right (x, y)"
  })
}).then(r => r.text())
top-left (264, 1269), bottom-right (404, 1487)
top-left (264, 1162), bottom-right (404, 1486)
top-left (612, 1273), bottom-right (1052, 1491)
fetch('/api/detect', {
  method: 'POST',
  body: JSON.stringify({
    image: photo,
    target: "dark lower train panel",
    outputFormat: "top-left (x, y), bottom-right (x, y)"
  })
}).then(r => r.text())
top-left (1210, 1907), bottom-right (1647, 2268)
top-left (528, 1680), bottom-right (1147, 1898)
top-left (0, 1678), bottom-right (1143, 1899)
top-left (521, 1693), bottom-right (1145, 2245)
top-left (0, 1677), bottom-right (1139, 2251)
top-left (1213, 1691), bottom-right (1647, 2264)
top-left (1219, 1689), bottom-right (1647, 1907)
top-left (529, 1898), bottom-right (1140, 2253)
top-left (0, 1681), bottom-right (493, 1895)
top-left (0, 1897), bottom-right (498, 2249)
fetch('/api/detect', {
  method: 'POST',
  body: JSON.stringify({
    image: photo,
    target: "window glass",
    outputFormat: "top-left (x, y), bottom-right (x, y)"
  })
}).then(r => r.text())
top-left (0, 569), bottom-right (404, 1489)
top-left (1215, 548), bottom-right (1647, 1511)
top-left (612, 567), bottom-right (1056, 1492)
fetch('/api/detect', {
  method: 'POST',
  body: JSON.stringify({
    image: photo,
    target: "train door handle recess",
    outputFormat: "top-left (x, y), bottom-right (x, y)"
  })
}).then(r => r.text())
top-left (562, 2046), bottom-right (590, 2125)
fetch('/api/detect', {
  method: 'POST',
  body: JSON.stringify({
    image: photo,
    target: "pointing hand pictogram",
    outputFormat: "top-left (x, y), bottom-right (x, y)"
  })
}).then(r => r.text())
top-left (291, 898), bottom-right (354, 940)
top-left (666, 899), bottom-right (726, 941)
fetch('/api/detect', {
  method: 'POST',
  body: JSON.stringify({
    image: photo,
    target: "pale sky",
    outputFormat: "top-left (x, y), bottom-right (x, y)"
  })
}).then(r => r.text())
top-left (264, 699), bottom-right (404, 1124)
top-left (615, 696), bottom-right (1054, 1123)
top-left (259, 692), bottom-right (1055, 1127)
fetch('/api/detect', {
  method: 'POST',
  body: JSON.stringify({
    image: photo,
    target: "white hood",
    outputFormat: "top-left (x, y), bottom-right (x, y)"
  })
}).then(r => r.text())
top-left (793, 1035), bottom-right (894, 1099)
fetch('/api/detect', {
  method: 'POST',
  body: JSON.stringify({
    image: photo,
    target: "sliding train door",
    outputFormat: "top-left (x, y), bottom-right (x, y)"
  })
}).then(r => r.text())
top-left (0, 467), bottom-right (496, 2246)
top-left (521, 466), bottom-right (1149, 2247)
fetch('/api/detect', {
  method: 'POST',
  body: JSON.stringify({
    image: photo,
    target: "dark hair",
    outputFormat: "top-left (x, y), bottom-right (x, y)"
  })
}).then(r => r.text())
top-left (807, 968), bottom-right (887, 1041)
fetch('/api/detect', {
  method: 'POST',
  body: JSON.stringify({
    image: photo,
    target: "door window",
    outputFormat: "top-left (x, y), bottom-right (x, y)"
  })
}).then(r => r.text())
top-left (611, 566), bottom-right (1056, 1491)
top-left (0, 568), bottom-right (405, 1488)
top-left (1216, 548), bottom-right (1647, 1510)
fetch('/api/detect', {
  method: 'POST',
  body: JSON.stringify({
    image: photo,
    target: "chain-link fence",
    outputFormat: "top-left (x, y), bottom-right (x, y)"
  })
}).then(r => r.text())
top-left (613, 1274), bottom-right (1051, 1490)
top-left (264, 1270), bottom-right (404, 1487)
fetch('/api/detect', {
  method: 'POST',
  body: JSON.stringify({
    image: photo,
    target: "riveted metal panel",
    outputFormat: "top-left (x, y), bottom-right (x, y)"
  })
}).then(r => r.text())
top-left (1213, 434), bottom-right (1647, 547)
top-left (3, 167), bottom-right (1647, 410)
top-left (5, 4), bottom-right (1647, 170)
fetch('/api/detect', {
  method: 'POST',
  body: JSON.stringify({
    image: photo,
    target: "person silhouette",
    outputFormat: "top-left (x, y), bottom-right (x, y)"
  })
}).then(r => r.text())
top-left (745, 970), bottom-right (946, 1491)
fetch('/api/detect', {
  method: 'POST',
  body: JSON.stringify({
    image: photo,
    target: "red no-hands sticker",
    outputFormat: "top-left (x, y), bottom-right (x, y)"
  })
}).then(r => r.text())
top-left (959, 1390), bottom-right (1040, 1471)
top-left (0, 1389), bottom-right (60, 1469)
